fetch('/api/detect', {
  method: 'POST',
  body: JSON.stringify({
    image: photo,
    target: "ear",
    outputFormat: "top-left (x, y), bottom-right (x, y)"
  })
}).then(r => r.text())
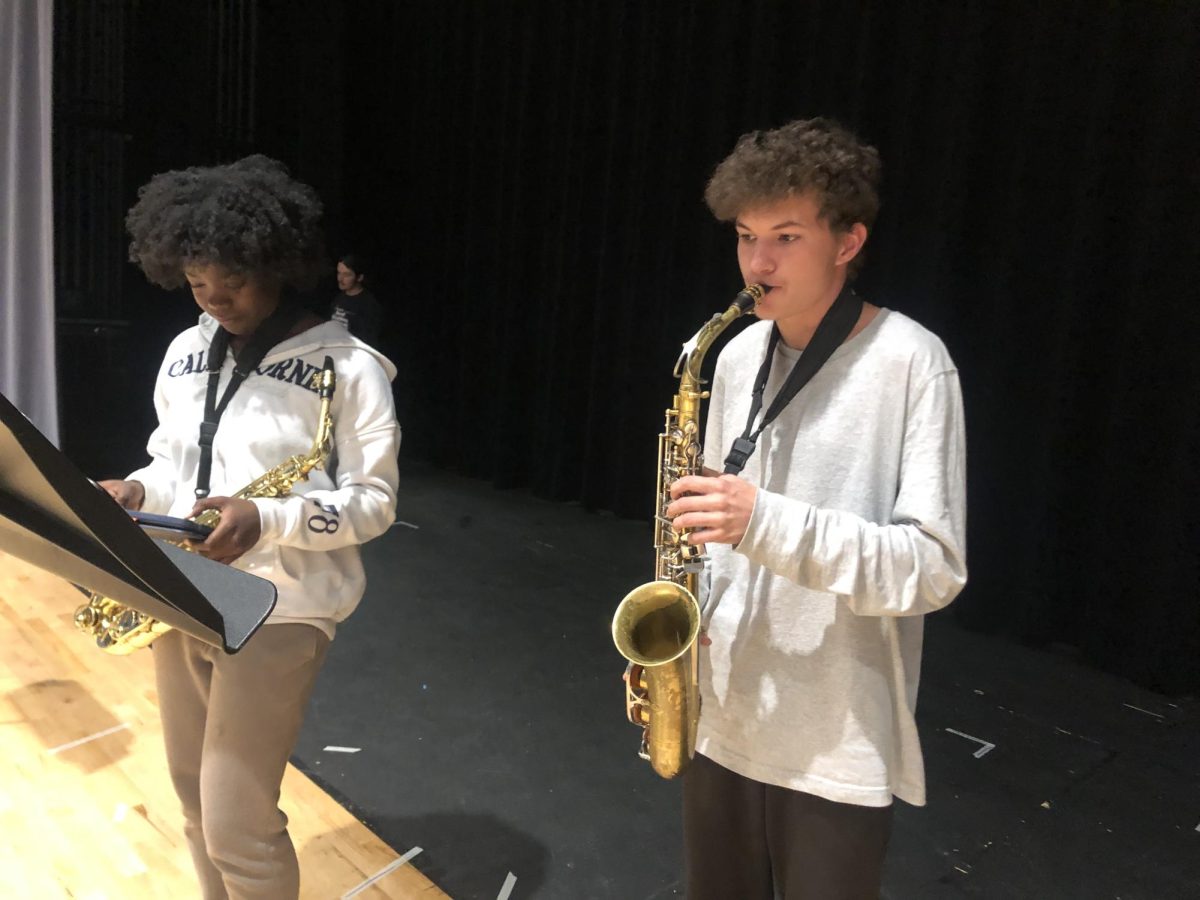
top-left (836, 223), bottom-right (868, 266)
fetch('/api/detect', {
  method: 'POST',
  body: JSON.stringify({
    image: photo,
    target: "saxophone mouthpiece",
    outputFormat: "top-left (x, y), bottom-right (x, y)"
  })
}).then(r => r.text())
top-left (735, 283), bottom-right (770, 312)
top-left (318, 356), bottom-right (336, 399)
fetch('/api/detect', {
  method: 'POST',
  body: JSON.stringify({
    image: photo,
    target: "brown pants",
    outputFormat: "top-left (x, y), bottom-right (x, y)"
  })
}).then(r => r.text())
top-left (683, 753), bottom-right (894, 900)
top-left (153, 624), bottom-right (330, 900)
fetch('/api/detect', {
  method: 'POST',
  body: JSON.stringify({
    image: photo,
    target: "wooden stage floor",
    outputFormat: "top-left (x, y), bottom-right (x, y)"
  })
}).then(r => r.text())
top-left (0, 551), bottom-right (449, 899)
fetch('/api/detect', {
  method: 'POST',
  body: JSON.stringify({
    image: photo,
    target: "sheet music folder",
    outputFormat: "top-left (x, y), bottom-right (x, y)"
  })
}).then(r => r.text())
top-left (0, 391), bottom-right (276, 653)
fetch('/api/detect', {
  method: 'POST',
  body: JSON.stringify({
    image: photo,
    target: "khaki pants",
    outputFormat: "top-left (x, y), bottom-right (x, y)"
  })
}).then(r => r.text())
top-left (153, 624), bottom-right (330, 900)
top-left (683, 753), bottom-right (894, 900)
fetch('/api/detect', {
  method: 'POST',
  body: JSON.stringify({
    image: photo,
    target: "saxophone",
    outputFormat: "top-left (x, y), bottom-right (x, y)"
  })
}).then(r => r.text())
top-left (612, 284), bottom-right (766, 778)
top-left (74, 356), bottom-right (338, 655)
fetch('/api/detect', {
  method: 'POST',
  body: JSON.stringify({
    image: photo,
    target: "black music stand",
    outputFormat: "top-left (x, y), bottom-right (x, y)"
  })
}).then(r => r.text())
top-left (0, 391), bottom-right (276, 652)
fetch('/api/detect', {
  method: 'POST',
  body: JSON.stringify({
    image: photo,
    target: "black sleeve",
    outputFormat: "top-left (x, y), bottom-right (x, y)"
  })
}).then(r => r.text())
top-left (360, 293), bottom-right (383, 344)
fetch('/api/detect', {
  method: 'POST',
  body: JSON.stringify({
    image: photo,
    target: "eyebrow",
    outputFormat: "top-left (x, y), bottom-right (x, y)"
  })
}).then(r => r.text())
top-left (734, 219), bottom-right (811, 230)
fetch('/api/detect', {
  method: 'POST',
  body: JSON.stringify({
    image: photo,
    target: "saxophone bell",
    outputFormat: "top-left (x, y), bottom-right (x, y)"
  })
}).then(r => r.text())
top-left (613, 580), bottom-right (701, 779)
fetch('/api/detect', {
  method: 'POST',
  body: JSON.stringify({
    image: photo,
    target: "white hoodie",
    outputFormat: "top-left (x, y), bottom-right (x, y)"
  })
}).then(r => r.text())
top-left (126, 313), bottom-right (401, 638)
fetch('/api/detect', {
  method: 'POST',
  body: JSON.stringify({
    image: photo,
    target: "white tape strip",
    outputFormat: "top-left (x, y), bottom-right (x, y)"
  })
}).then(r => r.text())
top-left (391, 520), bottom-right (420, 529)
top-left (497, 871), bottom-right (518, 900)
top-left (944, 727), bottom-right (995, 758)
top-left (323, 746), bottom-right (361, 753)
top-left (47, 722), bottom-right (130, 755)
top-left (341, 846), bottom-right (422, 899)
top-left (1122, 703), bottom-right (1164, 719)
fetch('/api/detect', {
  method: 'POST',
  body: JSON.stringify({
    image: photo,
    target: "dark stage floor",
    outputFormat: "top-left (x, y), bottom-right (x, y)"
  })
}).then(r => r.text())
top-left (293, 461), bottom-right (1199, 900)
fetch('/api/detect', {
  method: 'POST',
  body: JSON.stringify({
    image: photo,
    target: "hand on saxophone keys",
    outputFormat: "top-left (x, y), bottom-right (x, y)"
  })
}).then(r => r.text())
top-left (186, 496), bottom-right (263, 565)
top-left (665, 473), bottom-right (758, 548)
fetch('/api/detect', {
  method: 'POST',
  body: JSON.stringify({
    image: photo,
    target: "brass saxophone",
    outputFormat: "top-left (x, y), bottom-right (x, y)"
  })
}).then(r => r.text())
top-left (612, 284), bottom-right (766, 778)
top-left (74, 356), bottom-right (338, 655)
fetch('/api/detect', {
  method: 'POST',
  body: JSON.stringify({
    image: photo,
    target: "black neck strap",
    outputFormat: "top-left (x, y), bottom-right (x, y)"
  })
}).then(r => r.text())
top-left (723, 285), bottom-right (864, 476)
top-left (195, 300), bottom-right (304, 498)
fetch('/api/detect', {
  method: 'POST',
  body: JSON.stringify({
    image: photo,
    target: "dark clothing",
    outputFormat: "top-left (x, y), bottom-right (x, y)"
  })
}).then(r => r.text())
top-left (683, 753), bottom-right (894, 900)
top-left (330, 289), bottom-right (382, 344)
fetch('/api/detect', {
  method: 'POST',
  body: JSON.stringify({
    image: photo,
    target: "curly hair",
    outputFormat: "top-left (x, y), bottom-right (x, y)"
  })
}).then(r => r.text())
top-left (126, 155), bottom-right (325, 290)
top-left (704, 118), bottom-right (882, 234)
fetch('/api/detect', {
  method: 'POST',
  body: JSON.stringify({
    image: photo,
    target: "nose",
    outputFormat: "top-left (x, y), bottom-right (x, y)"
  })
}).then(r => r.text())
top-left (200, 287), bottom-right (231, 308)
top-left (748, 241), bottom-right (776, 277)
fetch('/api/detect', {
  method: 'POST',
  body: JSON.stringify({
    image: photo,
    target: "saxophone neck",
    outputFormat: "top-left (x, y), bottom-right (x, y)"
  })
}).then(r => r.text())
top-left (673, 284), bottom-right (766, 387)
top-left (308, 355), bottom-right (337, 462)
top-left (287, 356), bottom-right (338, 481)
top-left (199, 356), bottom-right (338, 512)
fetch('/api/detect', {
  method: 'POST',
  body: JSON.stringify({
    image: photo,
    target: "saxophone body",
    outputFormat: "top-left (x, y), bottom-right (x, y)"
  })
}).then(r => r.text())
top-left (612, 284), bottom-right (765, 778)
top-left (74, 357), bottom-right (338, 655)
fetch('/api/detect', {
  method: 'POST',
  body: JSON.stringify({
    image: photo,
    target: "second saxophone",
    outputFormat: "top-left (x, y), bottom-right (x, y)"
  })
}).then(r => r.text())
top-left (612, 283), bottom-right (766, 778)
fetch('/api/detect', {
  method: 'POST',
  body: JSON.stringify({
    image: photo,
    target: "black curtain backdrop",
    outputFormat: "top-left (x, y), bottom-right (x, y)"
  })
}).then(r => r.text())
top-left (341, 1), bottom-right (1199, 693)
top-left (54, 1), bottom-right (1198, 694)
top-left (53, 0), bottom-right (346, 475)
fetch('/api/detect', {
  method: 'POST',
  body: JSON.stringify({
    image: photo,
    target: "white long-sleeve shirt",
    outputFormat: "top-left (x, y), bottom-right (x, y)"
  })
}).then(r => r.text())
top-left (697, 309), bottom-right (967, 807)
top-left (126, 314), bottom-right (401, 638)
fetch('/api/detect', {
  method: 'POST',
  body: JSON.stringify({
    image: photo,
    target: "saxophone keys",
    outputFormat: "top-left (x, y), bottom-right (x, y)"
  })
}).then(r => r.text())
top-left (624, 665), bottom-right (650, 726)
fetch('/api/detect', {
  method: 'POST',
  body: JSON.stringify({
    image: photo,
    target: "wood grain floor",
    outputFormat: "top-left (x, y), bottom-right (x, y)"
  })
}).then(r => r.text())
top-left (0, 551), bottom-right (450, 899)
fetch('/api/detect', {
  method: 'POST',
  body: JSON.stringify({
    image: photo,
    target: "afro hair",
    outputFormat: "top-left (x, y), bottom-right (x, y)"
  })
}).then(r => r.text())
top-left (125, 154), bottom-right (325, 290)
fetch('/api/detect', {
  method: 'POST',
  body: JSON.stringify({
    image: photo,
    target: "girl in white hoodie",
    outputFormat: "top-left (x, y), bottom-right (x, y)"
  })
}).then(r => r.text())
top-left (99, 155), bottom-right (400, 900)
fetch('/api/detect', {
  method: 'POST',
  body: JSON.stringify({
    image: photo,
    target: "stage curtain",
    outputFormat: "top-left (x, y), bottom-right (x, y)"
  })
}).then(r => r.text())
top-left (340, 1), bottom-right (1199, 692)
top-left (0, 0), bottom-right (58, 444)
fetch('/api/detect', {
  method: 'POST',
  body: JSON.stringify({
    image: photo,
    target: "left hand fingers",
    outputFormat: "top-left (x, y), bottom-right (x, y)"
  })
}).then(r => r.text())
top-left (193, 499), bottom-right (260, 563)
top-left (188, 495), bottom-right (229, 519)
top-left (682, 526), bottom-right (722, 546)
top-left (668, 475), bottom-right (723, 501)
top-left (666, 491), bottom-right (736, 519)
top-left (194, 537), bottom-right (246, 566)
top-left (670, 510), bottom-right (723, 532)
top-left (669, 475), bottom-right (756, 546)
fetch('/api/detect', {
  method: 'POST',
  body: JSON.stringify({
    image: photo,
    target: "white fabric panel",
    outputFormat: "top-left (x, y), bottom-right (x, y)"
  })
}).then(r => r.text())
top-left (0, 0), bottom-right (58, 444)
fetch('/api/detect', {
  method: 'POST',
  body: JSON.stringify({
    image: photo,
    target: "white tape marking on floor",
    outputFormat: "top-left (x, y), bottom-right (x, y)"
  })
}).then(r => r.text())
top-left (497, 871), bottom-right (518, 900)
top-left (323, 745), bottom-right (362, 753)
top-left (945, 727), bottom-right (996, 758)
top-left (391, 520), bottom-right (420, 529)
top-left (47, 722), bottom-right (131, 755)
top-left (1122, 703), bottom-right (1164, 719)
top-left (341, 846), bottom-right (423, 899)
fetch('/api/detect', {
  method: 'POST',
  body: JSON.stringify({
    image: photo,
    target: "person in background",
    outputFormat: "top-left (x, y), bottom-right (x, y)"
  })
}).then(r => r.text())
top-left (665, 117), bottom-right (968, 899)
top-left (101, 156), bottom-right (401, 900)
top-left (331, 253), bottom-right (383, 345)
